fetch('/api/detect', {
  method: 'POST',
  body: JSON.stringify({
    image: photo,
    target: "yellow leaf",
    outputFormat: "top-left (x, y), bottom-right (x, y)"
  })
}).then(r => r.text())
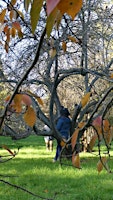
top-left (24, 0), bottom-right (31, 12)
top-left (11, 0), bottom-right (17, 5)
top-left (57, 0), bottom-right (82, 20)
top-left (30, 0), bottom-right (43, 33)
top-left (110, 74), bottom-right (113, 79)
top-left (9, 10), bottom-right (17, 20)
top-left (71, 129), bottom-right (79, 151)
top-left (23, 106), bottom-right (36, 127)
top-left (62, 41), bottom-right (67, 52)
top-left (46, 7), bottom-right (59, 37)
top-left (18, 29), bottom-right (23, 38)
top-left (72, 153), bottom-right (80, 168)
top-left (49, 48), bottom-right (56, 58)
top-left (0, 9), bottom-right (6, 23)
top-left (81, 92), bottom-right (91, 108)
top-left (97, 157), bottom-right (107, 173)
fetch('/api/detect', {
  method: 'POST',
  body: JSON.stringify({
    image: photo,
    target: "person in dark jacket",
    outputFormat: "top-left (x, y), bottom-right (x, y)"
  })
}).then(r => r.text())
top-left (53, 107), bottom-right (71, 162)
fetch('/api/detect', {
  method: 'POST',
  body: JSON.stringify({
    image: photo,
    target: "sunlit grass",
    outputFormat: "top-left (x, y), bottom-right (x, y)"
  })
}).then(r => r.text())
top-left (0, 135), bottom-right (113, 200)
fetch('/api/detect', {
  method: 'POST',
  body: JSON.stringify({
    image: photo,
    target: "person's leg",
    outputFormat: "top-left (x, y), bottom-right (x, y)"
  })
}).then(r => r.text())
top-left (49, 140), bottom-right (53, 152)
top-left (53, 142), bottom-right (62, 161)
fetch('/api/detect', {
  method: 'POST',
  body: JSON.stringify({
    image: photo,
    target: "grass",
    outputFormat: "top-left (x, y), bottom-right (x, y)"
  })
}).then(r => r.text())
top-left (0, 135), bottom-right (113, 200)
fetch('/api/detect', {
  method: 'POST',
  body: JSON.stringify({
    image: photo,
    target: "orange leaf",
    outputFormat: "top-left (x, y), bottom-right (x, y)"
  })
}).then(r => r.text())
top-left (36, 97), bottom-right (44, 106)
top-left (72, 153), bottom-right (80, 168)
top-left (88, 134), bottom-right (97, 152)
top-left (12, 21), bottom-right (21, 31)
top-left (46, 0), bottom-right (60, 16)
top-left (23, 106), bottom-right (36, 127)
top-left (5, 95), bottom-right (11, 102)
top-left (13, 94), bottom-right (22, 113)
top-left (10, 27), bottom-right (16, 37)
top-left (78, 121), bottom-right (85, 129)
top-left (68, 36), bottom-right (77, 43)
top-left (57, 0), bottom-right (82, 20)
top-left (110, 74), bottom-right (113, 79)
top-left (0, 9), bottom-right (6, 23)
top-left (71, 129), bottom-right (79, 151)
top-left (60, 140), bottom-right (66, 147)
top-left (62, 41), bottom-right (67, 52)
top-left (81, 92), bottom-right (91, 108)
top-left (2, 145), bottom-right (14, 156)
top-left (103, 119), bottom-right (110, 132)
top-left (22, 94), bottom-right (32, 106)
top-left (97, 157), bottom-right (107, 173)
top-left (11, 0), bottom-right (17, 6)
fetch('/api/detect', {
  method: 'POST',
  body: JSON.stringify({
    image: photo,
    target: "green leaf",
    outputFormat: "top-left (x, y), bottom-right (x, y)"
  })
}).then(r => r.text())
top-left (30, 0), bottom-right (43, 34)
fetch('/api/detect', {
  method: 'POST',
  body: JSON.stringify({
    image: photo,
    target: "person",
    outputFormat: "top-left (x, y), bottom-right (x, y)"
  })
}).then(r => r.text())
top-left (53, 107), bottom-right (71, 162)
top-left (44, 125), bottom-right (53, 152)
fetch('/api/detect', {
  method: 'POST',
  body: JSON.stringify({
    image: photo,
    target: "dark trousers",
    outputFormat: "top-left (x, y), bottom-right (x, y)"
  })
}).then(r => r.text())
top-left (54, 142), bottom-right (62, 161)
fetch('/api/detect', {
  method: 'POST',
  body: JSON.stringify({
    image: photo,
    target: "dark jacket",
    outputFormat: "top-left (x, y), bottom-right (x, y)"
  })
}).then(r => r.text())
top-left (56, 116), bottom-right (71, 140)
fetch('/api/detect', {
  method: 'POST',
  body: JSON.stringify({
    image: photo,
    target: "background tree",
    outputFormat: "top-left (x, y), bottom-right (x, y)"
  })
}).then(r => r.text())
top-left (0, 0), bottom-right (113, 170)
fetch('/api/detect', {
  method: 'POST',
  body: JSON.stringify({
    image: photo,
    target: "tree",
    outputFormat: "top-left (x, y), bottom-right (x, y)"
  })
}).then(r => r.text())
top-left (0, 0), bottom-right (113, 171)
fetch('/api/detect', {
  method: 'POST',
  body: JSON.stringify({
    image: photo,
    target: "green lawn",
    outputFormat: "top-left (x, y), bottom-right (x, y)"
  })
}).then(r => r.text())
top-left (0, 135), bottom-right (113, 200)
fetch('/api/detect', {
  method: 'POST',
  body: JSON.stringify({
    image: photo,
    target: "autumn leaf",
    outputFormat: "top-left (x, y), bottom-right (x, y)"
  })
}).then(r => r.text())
top-left (13, 94), bottom-right (22, 113)
top-left (2, 145), bottom-right (15, 156)
top-left (0, 9), bottom-right (6, 23)
top-left (30, 0), bottom-right (43, 33)
top-left (10, 27), bottom-right (16, 37)
top-left (46, 0), bottom-right (60, 16)
top-left (46, 7), bottom-right (59, 37)
top-left (92, 116), bottom-right (102, 127)
top-left (12, 21), bottom-right (21, 31)
top-left (57, 0), bottom-right (82, 20)
top-left (68, 35), bottom-right (77, 43)
top-left (24, 0), bottom-right (31, 12)
top-left (22, 94), bottom-right (32, 106)
top-left (88, 134), bottom-right (97, 152)
top-left (10, 10), bottom-right (17, 20)
top-left (62, 41), bottom-right (67, 52)
top-left (72, 153), bottom-right (80, 168)
top-left (49, 48), bottom-right (57, 58)
top-left (11, 0), bottom-right (17, 6)
top-left (26, 90), bottom-right (44, 106)
top-left (103, 119), bottom-right (110, 132)
top-left (78, 121), bottom-right (85, 129)
top-left (81, 92), bottom-right (91, 108)
top-left (97, 157), bottom-right (107, 173)
top-left (110, 74), bottom-right (113, 79)
top-left (71, 129), bottom-right (79, 151)
top-left (23, 106), bottom-right (36, 127)
top-left (60, 140), bottom-right (66, 147)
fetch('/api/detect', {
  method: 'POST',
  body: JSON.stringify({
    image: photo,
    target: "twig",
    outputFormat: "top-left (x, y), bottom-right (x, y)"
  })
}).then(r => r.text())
top-left (0, 179), bottom-right (54, 200)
